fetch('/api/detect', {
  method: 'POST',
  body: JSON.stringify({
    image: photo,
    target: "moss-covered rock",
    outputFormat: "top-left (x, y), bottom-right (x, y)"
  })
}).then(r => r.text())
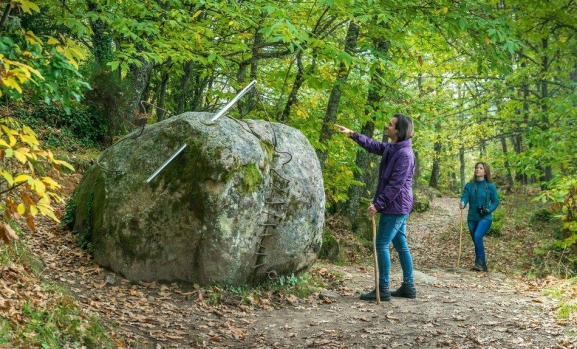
top-left (70, 112), bottom-right (324, 286)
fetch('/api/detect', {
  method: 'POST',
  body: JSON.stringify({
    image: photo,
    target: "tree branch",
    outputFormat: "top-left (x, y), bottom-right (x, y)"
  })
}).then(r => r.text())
top-left (0, 181), bottom-right (26, 197)
top-left (0, 2), bottom-right (12, 29)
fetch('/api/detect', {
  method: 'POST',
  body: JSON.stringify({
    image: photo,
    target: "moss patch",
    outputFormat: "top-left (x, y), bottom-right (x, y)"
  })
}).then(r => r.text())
top-left (70, 166), bottom-right (106, 250)
top-left (240, 163), bottom-right (262, 193)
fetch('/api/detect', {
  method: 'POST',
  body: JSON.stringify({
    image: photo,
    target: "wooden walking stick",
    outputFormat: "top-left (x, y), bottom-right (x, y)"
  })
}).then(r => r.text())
top-left (371, 214), bottom-right (380, 304)
top-left (457, 208), bottom-right (464, 267)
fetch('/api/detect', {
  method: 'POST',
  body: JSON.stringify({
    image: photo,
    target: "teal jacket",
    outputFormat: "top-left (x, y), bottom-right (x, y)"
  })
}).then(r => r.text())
top-left (460, 180), bottom-right (500, 221)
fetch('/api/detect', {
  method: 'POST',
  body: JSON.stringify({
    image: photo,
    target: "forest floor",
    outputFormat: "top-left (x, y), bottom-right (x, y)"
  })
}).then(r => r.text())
top-left (26, 193), bottom-right (577, 348)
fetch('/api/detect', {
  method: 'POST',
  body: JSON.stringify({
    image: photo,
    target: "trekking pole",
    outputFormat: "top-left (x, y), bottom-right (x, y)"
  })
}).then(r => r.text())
top-left (457, 208), bottom-right (463, 267)
top-left (371, 214), bottom-right (380, 304)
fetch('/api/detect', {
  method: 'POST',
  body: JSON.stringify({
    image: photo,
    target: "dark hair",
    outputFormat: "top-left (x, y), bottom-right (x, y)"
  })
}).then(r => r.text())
top-left (394, 114), bottom-right (414, 142)
top-left (470, 162), bottom-right (492, 182)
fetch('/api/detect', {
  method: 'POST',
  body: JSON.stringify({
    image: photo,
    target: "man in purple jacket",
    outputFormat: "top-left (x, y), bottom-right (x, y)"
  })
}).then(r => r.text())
top-left (336, 114), bottom-right (417, 301)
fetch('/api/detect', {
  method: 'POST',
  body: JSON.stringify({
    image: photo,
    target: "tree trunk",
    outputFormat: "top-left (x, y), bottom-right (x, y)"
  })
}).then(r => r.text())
top-left (500, 136), bottom-right (514, 189)
top-left (176, 61), bottom-right (195, 114)
top-left (245, 20), bottom-right (264, 117)
top-left (85, 0), bottom-right (153, 138)
top-left (459, 147), bottom-right (466, 190)
top-left (512, 135), bottom-right (527, 185)
top-left (279, 51), bottom-right (316, 123)
top-left (156, 70), bottom-right (170, 121)
top-left (538, 38), bottom-right (552, 184)
top-left (0, 4), bottom-right (11, 29)
top-left (344, 120), bottom-right (375, 226)
top-left (123, 60), bottom-right (154, 128)
top-left (316, 21), bottom-right (359, 168)
top-left (515, 57), bottom-right (530, 185)
top-left (343, 28), bottom-right (389, 230)
top-left (428, 123), bottom-right (441, 188)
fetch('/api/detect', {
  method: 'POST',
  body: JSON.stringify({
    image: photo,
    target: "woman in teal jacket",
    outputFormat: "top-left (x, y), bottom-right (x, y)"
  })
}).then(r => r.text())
top-left (459, 162), bottom-right (500, 272)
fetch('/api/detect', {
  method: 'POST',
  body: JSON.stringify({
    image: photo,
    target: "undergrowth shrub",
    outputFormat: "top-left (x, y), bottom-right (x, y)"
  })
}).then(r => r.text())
top-left (532, 179), bottom-right (577, 277)
top-left (487, 209), bottom-right (505, 237)
top-left (531, 209), bottom-right (555, 223)
top-left (318, 229), bottom-right (343, 264)
top-left (12, 103), bottom-right (106, 150)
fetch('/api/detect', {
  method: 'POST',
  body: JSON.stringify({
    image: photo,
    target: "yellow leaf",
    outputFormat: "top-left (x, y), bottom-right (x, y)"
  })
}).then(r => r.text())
top-left (53, 159), bottom-right (74, 171)
top-left (38, 205), bottom-right (59, 222)
top-left (1, 125), bottom-right (11, 135)
top-left (17, 0), bottom-right (41, 14)
top-left (8, 134), bottom-right (17, 147)
top-left (14, 174), bottom-right (31, 183)
top-left (485, 37), bottom-right (492, 44)
top-left (34, 180), bottom-right (46, 196)
top-left (38, 197), bottom-right (50, 206)
top-left (0, 139), bottom-right (9, 148)
top-left (41, 177), bottom-right (60, 189)
top-left (192, 10), bottom-right (202, 19)
top-left (17, 203), bottom-right (26, 215)
top-left (30, 205), bottom-right (38, 216)
top-left (47, 37), bottom-right (60, 45)
top-left (22, 125), bottom-right (36, 135)
top-left (14, 65), bottom-right (32, 80)
top-left (24, 64), bottom-right (43, 79)
top-left (24, 30), bottom-right (42, 45)
top-left (1, 77), bottom-right (23, 93)
top-left (1, 171), bottom-right (14, 186)
top-left (14, 150), bottom-right (27, 163)
top-left (62, 48), bottom-right (79, 69)
top-left (21, 134), bottom-right (39, 146)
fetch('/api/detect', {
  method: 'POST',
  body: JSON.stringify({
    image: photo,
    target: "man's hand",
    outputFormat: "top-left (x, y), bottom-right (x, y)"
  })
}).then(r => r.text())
top-left (334, 124), bottom-right (353, 137)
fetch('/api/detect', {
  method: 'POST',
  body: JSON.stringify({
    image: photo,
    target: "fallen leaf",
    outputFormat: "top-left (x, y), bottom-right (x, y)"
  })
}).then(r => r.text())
top-left (0, 222), bottom-right (19, 244)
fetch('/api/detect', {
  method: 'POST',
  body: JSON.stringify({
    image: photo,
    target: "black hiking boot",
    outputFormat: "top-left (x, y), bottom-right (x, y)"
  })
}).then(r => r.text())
top-left (360, 285), bottom-right (390, 301)
top-left (473, 259), bottom-right (488, 272)
top-left (391, 282), bottom-right (417, 299)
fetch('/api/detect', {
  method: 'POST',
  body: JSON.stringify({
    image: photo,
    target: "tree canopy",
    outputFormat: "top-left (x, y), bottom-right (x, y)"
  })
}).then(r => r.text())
top-left (1, 0), bottom-right (575, 250)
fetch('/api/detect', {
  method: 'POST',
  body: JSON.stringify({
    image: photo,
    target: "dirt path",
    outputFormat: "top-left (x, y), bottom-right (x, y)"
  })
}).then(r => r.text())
top-left (28, 197), bottom-right (576, 348)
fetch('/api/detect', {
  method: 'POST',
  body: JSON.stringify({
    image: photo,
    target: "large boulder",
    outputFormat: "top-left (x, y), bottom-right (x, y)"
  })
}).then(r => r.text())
top-left (69, 112), bottom-right (324, 285)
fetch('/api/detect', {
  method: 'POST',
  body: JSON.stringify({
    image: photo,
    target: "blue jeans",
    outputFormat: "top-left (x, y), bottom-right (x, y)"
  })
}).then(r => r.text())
top-left (375, 214), bottom-right (413, 286)
top-left (467, 219), bottom-right (492, 265)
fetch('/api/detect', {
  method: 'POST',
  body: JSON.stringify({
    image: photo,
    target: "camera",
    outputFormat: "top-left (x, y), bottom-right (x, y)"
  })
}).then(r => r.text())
top-left (477, 206), bottom-right (490, 216)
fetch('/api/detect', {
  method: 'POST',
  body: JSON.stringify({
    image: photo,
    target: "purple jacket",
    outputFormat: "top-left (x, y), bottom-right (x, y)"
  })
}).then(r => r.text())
top-left (351, 133), bottom-right (415, 214)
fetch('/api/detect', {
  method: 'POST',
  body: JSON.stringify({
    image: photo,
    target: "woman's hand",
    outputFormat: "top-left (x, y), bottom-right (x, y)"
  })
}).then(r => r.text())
top-left (368, 204), bottom-right (377, 215)
top-left (334, 124), bottom-right (353, 137)
top-left (459, 202), bottom-right (465, 209)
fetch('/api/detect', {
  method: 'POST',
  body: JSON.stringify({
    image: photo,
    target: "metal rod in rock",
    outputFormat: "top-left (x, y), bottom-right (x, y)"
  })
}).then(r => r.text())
top-left (146, 144), bottom-right (187, 183)
top-left (210, 80), bottom-right (257, 122)
top-left (145, 80), bottom-right (257, 183)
